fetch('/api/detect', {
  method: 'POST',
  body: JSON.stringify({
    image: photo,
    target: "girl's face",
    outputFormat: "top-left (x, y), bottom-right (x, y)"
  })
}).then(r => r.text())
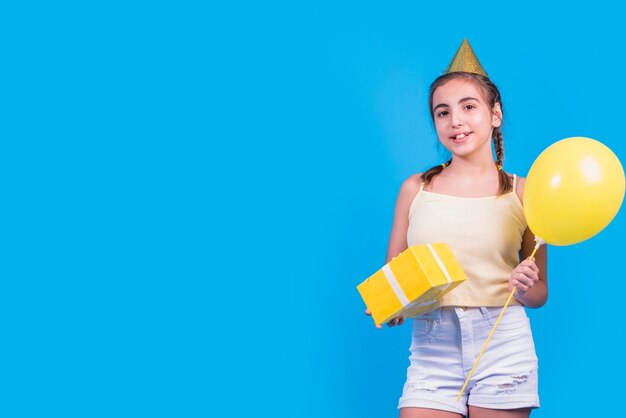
top-left (431, 78), bottom-right (502, 159)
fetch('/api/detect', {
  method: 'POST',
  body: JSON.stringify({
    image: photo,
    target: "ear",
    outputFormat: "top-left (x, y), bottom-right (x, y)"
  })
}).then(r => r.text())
top-left (492, 102), bottom-right (502, 128)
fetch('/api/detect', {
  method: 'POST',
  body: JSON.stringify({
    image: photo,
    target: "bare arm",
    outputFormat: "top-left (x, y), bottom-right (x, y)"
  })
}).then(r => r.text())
top-left (365, 174), bottom-right (422, 328)
top-left (385, 174), bottom-right (422, 263)
top-left (509, 177), bottom-right (548, 308)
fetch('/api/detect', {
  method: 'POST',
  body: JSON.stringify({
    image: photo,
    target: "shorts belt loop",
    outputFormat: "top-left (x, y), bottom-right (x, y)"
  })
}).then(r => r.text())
top-left (433, 306), bottom-right (443, 322)
top-left (479, 307), bottom-right (490, 322)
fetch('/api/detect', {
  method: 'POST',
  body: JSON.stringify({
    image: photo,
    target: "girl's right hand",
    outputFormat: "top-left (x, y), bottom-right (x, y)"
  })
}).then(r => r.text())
top-left (365, 309), bottom-right (405, 329)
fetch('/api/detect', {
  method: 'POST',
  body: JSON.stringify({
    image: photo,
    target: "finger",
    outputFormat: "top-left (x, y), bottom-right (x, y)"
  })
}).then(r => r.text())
top-left (516, 272), bottom-right (537, 287)
top-left (513, 279), bottom-right (529, 292)
top-left (521, 266), bottom-right (539, 278)
top-left (376, 323), bottom-right (382, 329)
top-left (517, 268), bottom-right (538, 280)
top-left (526, 260), bottom-right (540, 274)
top-left (398, 317), bottom-right (405, 325)
top-left (365, 309), bottom-right (371, 316)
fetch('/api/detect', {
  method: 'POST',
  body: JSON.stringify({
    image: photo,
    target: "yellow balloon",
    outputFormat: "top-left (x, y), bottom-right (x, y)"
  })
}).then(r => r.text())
top-left (524, 137), bottom-right (625, 246)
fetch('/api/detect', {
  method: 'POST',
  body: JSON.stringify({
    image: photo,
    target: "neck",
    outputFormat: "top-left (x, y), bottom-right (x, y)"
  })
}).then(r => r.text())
top-left (447, 155), bottom-right (499, 179)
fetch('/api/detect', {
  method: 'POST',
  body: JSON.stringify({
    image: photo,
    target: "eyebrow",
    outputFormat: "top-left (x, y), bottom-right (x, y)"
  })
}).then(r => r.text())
top-left (432, 97), bottom-right (479, 112)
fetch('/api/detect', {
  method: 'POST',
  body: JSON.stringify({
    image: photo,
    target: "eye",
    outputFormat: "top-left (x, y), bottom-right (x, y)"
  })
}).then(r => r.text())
top-left (436, 110), bottom-right (449, 118)
top-left (464, 104), bottom-right (475, 110)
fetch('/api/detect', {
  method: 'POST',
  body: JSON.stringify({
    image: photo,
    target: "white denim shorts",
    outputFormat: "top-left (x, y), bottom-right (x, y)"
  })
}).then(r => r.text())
top-left (398, 306), bottom-right (539, 416)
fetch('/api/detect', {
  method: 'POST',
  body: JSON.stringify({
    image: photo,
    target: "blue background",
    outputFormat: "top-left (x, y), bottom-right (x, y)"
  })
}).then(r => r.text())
top-left (1, 1), bottom-right (624, 417)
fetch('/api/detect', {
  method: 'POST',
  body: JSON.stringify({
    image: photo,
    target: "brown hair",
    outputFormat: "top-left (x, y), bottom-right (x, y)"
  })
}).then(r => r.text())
top-left (421, 72), bottom-right (513, 196)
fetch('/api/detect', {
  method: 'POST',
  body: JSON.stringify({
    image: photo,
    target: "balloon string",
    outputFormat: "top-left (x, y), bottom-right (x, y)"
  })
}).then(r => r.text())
top-left (456, 247), bottom-right (539, 401)
top-left (456, 287), bottom-right (517, 400)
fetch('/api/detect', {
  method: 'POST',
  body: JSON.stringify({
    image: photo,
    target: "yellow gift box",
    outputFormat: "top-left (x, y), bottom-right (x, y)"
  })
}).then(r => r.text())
top-left (357, 243), bottom-right (468, 326)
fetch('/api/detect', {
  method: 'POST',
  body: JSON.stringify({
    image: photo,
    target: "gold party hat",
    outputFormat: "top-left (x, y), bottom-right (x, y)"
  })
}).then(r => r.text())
top-left (444, 38), bottom-right (487, 76)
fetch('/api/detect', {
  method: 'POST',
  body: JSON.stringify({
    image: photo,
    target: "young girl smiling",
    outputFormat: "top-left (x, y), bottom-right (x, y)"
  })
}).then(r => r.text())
top-left (368, 40), bottom-right (548, 418)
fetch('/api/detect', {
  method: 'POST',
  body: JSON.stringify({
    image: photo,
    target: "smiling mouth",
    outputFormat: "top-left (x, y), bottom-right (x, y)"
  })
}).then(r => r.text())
top-left (451, 132), bottom-right (472, 141)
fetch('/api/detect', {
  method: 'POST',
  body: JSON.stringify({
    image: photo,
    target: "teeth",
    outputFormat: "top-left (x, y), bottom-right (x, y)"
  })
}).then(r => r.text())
top-left (453, 132), bottom-right (470, 140)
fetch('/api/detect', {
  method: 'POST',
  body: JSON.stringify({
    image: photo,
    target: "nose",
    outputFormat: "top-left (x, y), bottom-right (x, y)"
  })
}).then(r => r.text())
top-left (450, 111), bottom-right (463, 128)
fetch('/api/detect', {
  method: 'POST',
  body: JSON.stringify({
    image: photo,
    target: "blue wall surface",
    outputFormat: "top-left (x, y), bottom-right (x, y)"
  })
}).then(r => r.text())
top-left (2, 1), bottom-right (624, 417)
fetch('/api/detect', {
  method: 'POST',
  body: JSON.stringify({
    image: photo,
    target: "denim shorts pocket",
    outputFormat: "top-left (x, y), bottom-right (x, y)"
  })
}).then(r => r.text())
top-left (412, 317), bottom-right (437, 338)
top-left (482, 306), bottom-right (529, 332)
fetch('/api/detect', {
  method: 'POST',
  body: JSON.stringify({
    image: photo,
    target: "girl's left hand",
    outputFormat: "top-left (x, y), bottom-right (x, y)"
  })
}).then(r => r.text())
top-left (508, 258), bottom-right (540, 299)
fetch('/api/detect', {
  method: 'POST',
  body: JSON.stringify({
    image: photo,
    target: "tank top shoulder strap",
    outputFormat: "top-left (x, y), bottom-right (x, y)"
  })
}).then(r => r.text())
top-left (512, 174), bottom-right (517, 194)
top-left (419, 180), bottom-right (425, 192)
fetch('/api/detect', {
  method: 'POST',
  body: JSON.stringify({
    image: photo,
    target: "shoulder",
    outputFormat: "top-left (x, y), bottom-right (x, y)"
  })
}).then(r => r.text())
top-left (400, 173), bottom-right (422, 194)
top-left (514, 174), bottom-right (525, 204)
top-left (395, 173), bottom-right (422, 209)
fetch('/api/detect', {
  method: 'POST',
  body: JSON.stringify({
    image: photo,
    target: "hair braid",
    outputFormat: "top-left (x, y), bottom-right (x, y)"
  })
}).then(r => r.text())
top-left (493, 127), bottom-right (513, 194)
top-left (493, 127), bottom-right (504, 168)
top-left (420, 158), bottom-right (452, 188)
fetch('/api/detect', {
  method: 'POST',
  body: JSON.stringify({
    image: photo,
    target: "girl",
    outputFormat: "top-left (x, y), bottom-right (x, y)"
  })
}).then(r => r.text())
top-left (366, 41), bottom-right (548, 418)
